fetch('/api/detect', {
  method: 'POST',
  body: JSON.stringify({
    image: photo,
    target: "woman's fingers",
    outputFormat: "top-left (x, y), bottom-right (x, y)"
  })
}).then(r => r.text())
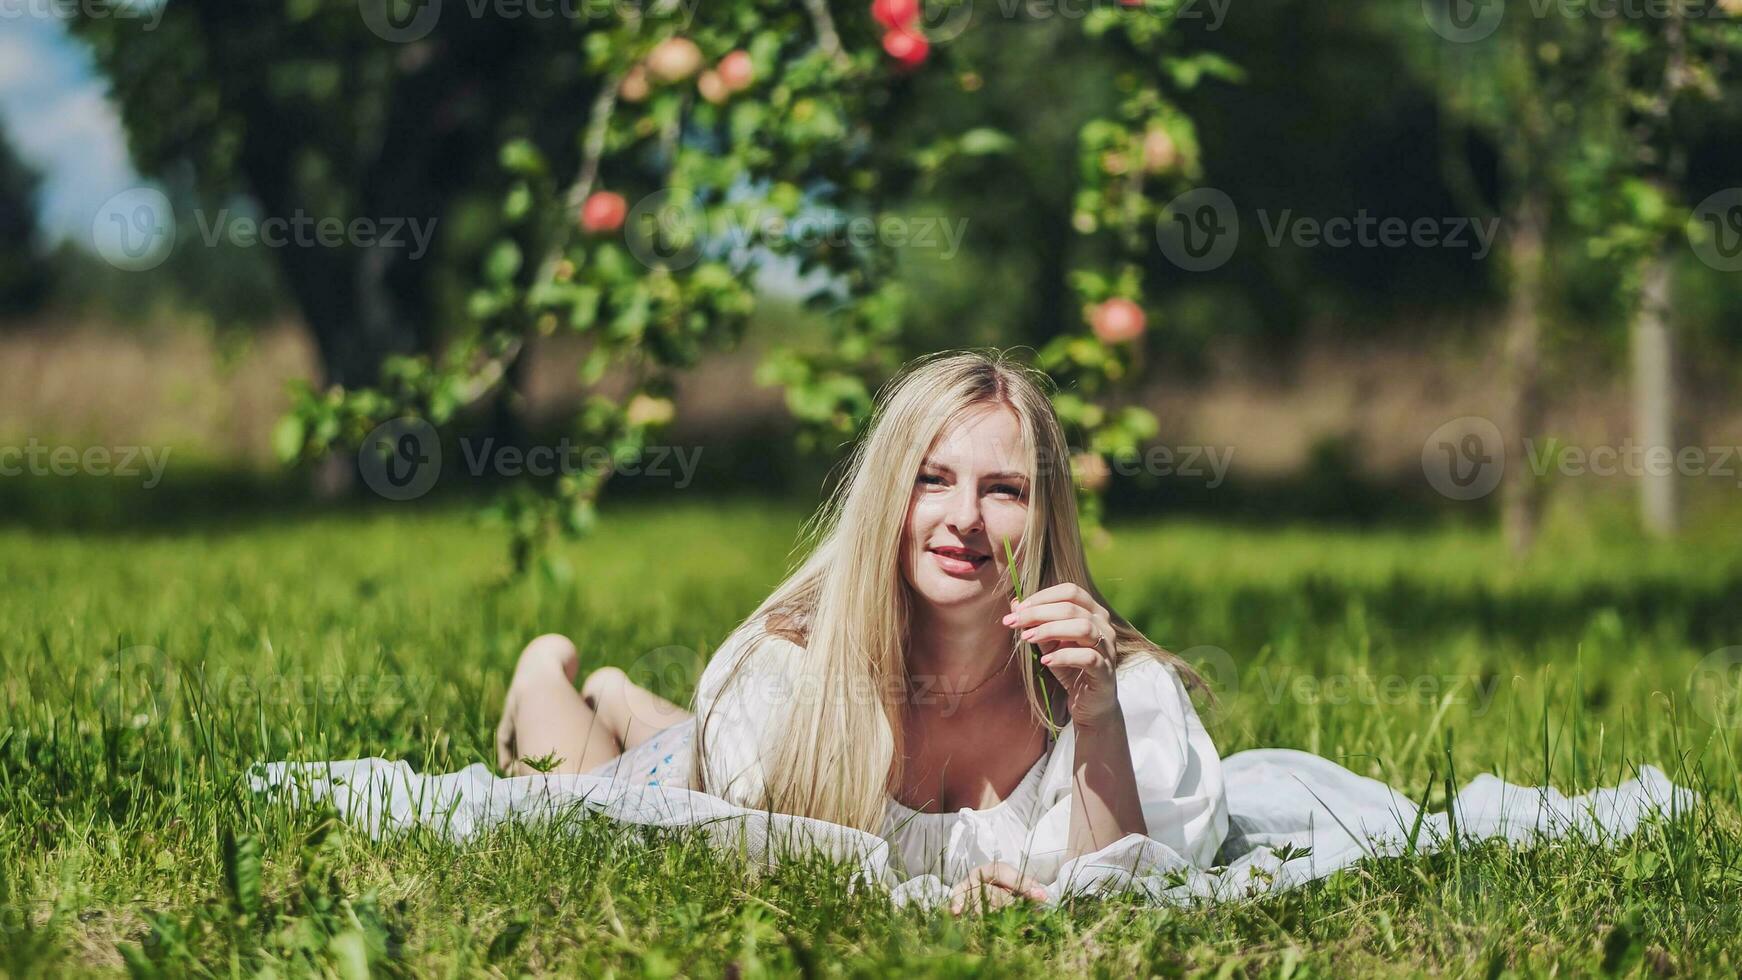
top-left (1019, 616), bottom-right (1108, 649)
top-left (949, 862), bottom-right (1048, 914)
top-left (1018, 582), bottom-right (1104, 617)
top-left (1004, 601), bottom-right (1093, 631)
top-left (1038, 646), bottom-right (1104, 671)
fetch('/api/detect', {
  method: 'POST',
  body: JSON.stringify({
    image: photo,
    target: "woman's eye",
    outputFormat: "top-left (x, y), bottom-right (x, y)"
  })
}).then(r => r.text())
top-left (989, 483), bottom-right (1025, 499)
top-left (917, 473), bottom-right (946, 487)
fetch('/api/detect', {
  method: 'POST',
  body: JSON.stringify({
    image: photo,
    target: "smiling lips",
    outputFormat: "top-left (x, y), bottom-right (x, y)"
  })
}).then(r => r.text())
top-left (928, 545), bottom-right (989, 575)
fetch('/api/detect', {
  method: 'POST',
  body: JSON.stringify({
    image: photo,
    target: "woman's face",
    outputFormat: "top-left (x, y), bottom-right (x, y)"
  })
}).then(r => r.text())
top-left (900, 404), bottom-right (1032, 613)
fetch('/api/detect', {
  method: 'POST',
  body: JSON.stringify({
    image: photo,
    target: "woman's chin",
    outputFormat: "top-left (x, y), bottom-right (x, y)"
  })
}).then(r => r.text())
top-left (910, 574), bottom-right (994, 610)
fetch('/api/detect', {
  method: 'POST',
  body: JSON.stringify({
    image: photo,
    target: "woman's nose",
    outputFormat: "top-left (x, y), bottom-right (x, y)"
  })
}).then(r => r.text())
top-left (945, 485), bottom-right (982, 535)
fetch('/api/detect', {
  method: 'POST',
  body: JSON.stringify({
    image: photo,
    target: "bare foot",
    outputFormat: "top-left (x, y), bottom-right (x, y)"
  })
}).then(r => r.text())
top-left (495, 634), bottom-right (580, 772)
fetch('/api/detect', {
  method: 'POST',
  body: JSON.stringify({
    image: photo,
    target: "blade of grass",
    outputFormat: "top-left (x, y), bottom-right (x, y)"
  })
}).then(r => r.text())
top-left (1004, 536), bottom-right (1054, 730)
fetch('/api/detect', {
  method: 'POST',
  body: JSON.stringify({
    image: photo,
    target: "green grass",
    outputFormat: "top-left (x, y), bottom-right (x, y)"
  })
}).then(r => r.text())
top-left (5, 497), bottom-right (1742, 976)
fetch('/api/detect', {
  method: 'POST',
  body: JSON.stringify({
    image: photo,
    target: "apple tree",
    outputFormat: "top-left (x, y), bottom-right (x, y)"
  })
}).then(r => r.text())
top-left (253, 0), bottom-right (1239, 572)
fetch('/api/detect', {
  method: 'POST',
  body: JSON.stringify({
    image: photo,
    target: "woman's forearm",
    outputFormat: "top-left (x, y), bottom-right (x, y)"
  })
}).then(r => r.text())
top-left (1066, 707), bottom-right (1147, 859)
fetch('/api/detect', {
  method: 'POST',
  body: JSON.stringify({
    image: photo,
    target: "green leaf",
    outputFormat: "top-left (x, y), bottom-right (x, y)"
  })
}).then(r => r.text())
top-left (498, 138), bottom-right (547, 176)
top-left (221, 830), bottom-right (262, 918)
top-left (503, 182), bottom-right (532, 222)
top-left (958, 128), bottom-right (1015, 156)
top-left (487, 915), bottom-right (531, 961)
top-left (484, 241), bottom-right (523, 284)
top-left (271, 414), bottom-right (306, 464)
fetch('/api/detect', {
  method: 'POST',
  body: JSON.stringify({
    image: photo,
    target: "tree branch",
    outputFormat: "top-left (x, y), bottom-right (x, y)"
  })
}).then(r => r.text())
top-left (801, 0), bottom-right (851, 68)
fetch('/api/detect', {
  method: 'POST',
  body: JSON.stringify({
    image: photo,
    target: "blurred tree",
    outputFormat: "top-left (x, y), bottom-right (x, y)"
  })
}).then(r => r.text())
top-left (0, 129), bottom-right (52, 319)
top-left (1407, 1), bottom-right (1742, 547)
top-left (253, 1), bottom-right (1226, 573)
top-left (1574, 3), bottom-right (1742, 537)
top-left (68, 1), bottom-right (591, 390)
top-left (1409, 1), bottom-right (1621, 554)
top-left (73, 4), bottom-right (1216, 549)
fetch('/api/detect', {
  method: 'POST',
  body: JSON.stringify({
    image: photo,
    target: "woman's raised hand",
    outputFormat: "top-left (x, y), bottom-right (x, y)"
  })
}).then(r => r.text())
top-left (948, 862), bottom-right (1048, 915)
top-left (1002, 582), bottom-right (1121, 728)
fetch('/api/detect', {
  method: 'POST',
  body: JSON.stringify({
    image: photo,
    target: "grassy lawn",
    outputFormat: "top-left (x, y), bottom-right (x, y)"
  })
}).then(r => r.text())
top-left (4, 496), bottom-right (1742, 976)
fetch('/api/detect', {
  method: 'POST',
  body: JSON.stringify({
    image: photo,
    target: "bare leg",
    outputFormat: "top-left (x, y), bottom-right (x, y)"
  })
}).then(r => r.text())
top-left (494, 634), bottom-right (623, 775)
top-left (580, 666), bottom-right (692, 751)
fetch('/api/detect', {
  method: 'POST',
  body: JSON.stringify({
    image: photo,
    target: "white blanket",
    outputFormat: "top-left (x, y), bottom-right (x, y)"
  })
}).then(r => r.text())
top-left (250, 748), bottom-right (1694, 908)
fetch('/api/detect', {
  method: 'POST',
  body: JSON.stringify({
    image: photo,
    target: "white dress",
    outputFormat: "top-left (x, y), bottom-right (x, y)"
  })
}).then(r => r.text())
top-left (588, 625), bottom-right (1230, 884)
top-left (255, 625), bottom-right (1694, 904)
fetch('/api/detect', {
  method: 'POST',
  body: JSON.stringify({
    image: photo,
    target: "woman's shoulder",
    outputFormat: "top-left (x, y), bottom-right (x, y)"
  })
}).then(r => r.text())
top-left (696, 616), bottom-right (808, 697)
top-left (1112, 651), bottom-right (1210, 727)
top-left (1115, 650), bottom-right (1189, 693)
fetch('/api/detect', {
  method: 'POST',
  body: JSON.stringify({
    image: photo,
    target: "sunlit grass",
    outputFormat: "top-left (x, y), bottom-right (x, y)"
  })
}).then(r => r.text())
top-left (4, 497), bottom-right (1741, 975)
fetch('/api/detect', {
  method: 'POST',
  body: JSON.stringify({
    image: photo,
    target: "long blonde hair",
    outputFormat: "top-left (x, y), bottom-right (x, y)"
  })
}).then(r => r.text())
top-left (694, 349), bottom-right (1206, 832)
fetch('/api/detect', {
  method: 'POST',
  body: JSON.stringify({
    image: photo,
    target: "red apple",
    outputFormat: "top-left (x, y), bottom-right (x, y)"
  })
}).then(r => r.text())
top-left (871, 0), bottom-right (921, 29)
top-left (697, 70), bottom-right (729, 104)
top-left (1142, 126), bottom-right (1178, 173)
top-left (646, 37), bottom-right (703, 83)
top-left (1090, 298), bottom-right (1146, 344)
top-left (882, 28), bottom-right (929, 67)
top-left (1072, 452), bottom-right (1112, 493)
top-left (580, 191), bottom-right (627, 234)
top-left (717, 50), bottom-right (754, 92)
top-left (619, 64), bottom-right (650, 102)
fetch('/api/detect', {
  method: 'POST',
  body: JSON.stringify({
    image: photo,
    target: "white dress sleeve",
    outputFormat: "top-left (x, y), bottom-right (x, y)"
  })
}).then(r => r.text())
top-left (691, 625), bottom-right (807, 808)
top-left (1021, 655), bottom-right (1229, 882)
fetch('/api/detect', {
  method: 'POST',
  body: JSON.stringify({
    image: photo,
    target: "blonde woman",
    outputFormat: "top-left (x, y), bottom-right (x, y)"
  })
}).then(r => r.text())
top-left (494, 350), bottom-right (1228, 912)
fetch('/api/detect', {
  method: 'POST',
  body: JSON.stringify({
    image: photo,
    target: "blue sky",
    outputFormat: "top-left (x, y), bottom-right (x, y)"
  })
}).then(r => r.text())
top-left (0, 11), bottom-right (143, 245)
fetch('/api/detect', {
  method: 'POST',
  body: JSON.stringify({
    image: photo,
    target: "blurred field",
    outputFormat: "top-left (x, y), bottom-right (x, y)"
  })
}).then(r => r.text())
top-left (9, 318), bottom-right (1742, 481)
top-left (4, 495), bottom-right (1742, 975)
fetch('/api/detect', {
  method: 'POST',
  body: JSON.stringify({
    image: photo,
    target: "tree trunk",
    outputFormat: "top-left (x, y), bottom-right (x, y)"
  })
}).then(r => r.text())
top-left (1500, 196), bottom-right (1545, 556)
top-left (1631, 249), bottom-right (1678, 536)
